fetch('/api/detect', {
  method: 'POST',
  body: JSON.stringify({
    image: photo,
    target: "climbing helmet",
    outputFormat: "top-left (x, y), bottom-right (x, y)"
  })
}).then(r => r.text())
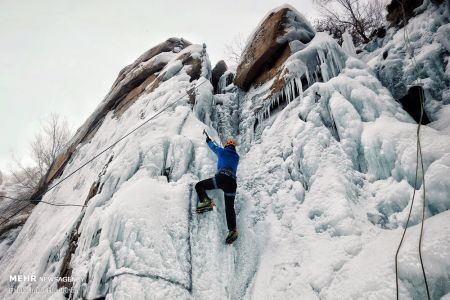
top-left (223, 139), bottom-right (237, 148)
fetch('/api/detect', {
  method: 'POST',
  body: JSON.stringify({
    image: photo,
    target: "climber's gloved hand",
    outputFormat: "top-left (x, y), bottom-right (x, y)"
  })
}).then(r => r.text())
top-left (206, 136), bottom-right (211, 143)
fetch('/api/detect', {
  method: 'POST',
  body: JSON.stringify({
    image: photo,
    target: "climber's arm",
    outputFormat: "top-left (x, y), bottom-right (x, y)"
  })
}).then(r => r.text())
top-left (207, 140), bottom-right (223, 156)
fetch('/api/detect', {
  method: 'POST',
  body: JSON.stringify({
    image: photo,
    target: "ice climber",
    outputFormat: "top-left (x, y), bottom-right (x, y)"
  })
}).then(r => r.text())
top-left (195, 133), bottom-right (240, 244)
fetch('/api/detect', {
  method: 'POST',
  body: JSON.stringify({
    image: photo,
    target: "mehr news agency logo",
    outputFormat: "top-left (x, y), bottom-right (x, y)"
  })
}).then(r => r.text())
top-left (9, 274), bottom-right (76, 294)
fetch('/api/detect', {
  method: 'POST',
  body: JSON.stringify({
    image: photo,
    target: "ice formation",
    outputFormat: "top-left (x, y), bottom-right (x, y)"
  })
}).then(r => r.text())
top-left (341, 31), bottom-right (356, 57)
top-left (362, 1), bottom-right (450, 123)
top-left (0, 2), bottom-right (449, 300)
top-left (251, 33), bottom-right (347, 132)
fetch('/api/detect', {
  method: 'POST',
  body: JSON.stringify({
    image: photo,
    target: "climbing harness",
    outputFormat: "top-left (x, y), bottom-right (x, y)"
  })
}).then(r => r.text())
top-left (218, 169), bottom-right (237, 180)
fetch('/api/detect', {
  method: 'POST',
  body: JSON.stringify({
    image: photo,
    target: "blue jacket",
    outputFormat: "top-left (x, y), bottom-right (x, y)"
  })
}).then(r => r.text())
top-left (207, 140), bottom-right (239, 176)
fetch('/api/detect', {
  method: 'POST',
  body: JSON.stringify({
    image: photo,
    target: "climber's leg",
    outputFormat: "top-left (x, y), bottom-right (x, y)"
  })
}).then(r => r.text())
top-left (195, 177), bottom-right (217, 213)
top-left (216, 173), bottom-right (238, 244)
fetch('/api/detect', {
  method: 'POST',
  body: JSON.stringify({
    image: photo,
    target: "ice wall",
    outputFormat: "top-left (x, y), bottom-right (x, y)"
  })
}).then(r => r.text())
top-left (236, 54), bottom-right (450, 298)
top-left (0, 43), bottom-right (243, 299)
top-left (362, 1), bottom-right (450, 124)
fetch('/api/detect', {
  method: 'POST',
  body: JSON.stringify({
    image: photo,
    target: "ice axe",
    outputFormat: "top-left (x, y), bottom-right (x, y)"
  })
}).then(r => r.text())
top-left (203, 129), bottom-right (219, 146)
top-left (202, 129), bottom-right (210, 140)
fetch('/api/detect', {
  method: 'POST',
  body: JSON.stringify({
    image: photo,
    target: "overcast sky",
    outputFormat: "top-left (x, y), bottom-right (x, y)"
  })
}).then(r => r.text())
top-left (0, 0), bottom-right (318, 173)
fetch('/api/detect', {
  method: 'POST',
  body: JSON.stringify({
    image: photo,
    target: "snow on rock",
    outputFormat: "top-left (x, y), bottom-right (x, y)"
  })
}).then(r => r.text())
top-left (243, 32), bottom-right (348, 136)
top-left (430, 103), bottom-right (450, 135)
top-left (0, 39), bottom-right (219, 299)
top-left (29, 38), bottom-right (193, 203)
top-left (234, 4), bottom-right (315, 91)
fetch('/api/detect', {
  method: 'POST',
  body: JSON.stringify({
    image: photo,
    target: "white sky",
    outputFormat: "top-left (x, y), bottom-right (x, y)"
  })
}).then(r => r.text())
top-left (0, 0), bottom-right (318, 173)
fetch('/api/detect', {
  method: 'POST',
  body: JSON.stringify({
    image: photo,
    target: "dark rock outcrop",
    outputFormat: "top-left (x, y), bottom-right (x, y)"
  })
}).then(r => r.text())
top-left (399, 86), bottom-right (430, 124)
top-left (386, 0), bottom-right (424, 26)
top-left (234, 5), bottom-right (315, 91)
top-left (386, 0), bottom-right (444, 27)
top-left (369, 26), bottom-right (387, 39)
top-left (211, 60), bottom-right (228, 93)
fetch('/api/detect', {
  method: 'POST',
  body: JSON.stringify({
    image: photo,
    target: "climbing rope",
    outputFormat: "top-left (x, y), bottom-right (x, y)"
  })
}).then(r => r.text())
top-left (0, 195), bottom-right (86, 207)
top-left (394, 1), bottom-right (430, 299)
top-left (0, 78), bottom-right (209, 227)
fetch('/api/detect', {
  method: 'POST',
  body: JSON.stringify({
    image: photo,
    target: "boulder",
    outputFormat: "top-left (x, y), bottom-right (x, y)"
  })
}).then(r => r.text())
top-left (211, 60), bottom-right (228, 93)
top-left (234, 5), bottom-right (315, 91)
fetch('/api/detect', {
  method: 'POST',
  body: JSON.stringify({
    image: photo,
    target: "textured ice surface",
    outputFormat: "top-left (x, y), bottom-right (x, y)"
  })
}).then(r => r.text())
top-left (341, 31), bottom-right (356, 57)
top-left (1, 6), bottom-right (449, 300)
top-left (236, 53), bottom-right (450, 298)
top-left (362, 1), bottom-right (450, 124)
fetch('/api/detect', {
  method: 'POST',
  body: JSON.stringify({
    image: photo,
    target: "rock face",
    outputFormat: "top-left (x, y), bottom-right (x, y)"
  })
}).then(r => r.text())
top-left (386, 0), bottom-right (424, 26)
top-left (211, 60), bottom-right (228, 93)
top-left (386, 0), bottom-right (445, 27)
top-left (30, 37), bottom-right (206, 202)
top-left (399, 86), bottom-right (431, 124)
top-left (234, 5), bottom-right (315, 91)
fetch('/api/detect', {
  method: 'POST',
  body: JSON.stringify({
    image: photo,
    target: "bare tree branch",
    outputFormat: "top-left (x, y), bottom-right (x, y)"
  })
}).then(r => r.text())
top-left (224, 33), bottom-right (246, 66)
top-left (9, 113), bottom-right (71, 198)
top-left (313, 0), bottom-right (387, 46)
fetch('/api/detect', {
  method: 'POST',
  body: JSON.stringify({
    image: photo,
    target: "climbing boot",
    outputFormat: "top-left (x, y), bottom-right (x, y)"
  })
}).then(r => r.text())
top-left (196, 198), bottom-right (215, 214)
top-left (225, 229), bottom-right (238, 244)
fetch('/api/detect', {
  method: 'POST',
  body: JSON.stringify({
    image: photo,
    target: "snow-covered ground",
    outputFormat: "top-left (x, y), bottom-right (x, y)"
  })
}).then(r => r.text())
top-left (0, 3), bottom-right (449, 300)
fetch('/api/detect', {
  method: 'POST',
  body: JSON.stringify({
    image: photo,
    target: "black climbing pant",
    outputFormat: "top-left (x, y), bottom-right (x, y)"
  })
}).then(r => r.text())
top-left (195, 173), bottom-right (237, 231)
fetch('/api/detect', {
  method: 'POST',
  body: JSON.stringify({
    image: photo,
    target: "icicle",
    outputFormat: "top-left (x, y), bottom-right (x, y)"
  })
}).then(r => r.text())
top-left (295, 79), bottom-right (300, 99)
top-left (306, 72), bottom-right (311, 87)
top-left (326, 45), bottom-right (339, 79)
top-left (327, 51), bottom-right (336, 79)
top-left (299, 83), bottom-right (303, 99)
top-left (286, 80), bottom-right (291, 102)
top-left (290, 79), bottom-right (296, 101)
top-left (295, 77), bottom-right (303, 100)
top-left (341, 30), bottom-right (356, 57)
top-left (287, 81), bottom-right (292, 102)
